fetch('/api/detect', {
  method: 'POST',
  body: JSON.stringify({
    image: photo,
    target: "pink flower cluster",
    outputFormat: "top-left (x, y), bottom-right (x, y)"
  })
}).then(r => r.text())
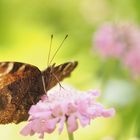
top-left (94, 22), bottom-right (140, 77)
top-left (20, 87), bottom-right (115, 138)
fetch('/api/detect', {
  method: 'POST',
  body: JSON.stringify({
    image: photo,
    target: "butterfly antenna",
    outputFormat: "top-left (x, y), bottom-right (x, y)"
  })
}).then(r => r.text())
top-left (49, 34), bottom-right (68, 65)
top-left (47, 34), bottom-right (53, 66)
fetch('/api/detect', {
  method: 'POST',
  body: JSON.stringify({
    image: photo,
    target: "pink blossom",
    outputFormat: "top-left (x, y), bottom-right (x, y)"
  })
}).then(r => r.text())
top-left (94, 23), bottom-right (125, 58)
top-left (123, 47), bottom-right (140, 78)
top-left (93, 22), bottom-right (140, 77)
top-left (94, 23), bottom-right (140, 57)
top-left (20, 87), bottom-right (115, 138)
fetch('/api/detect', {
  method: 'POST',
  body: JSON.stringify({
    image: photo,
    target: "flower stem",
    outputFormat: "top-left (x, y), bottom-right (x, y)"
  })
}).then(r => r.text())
top-left (67, 132), bottom-right (74, 140)
top-left (66, 123), bottom-right (74, 140)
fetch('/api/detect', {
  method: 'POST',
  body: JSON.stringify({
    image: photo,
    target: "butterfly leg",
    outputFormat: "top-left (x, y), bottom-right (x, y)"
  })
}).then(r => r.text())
top-left (52, 73), bottom-right (65, 90)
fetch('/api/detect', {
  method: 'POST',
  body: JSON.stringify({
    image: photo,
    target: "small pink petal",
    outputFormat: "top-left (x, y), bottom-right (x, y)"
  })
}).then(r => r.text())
top-left (20, 123), bottom-right (34, 136)
top-left (58, 116), bottom-right (66, 133)
top-left (52, 105), bottom-right (64, 117)
top-left (101, 108), bottom-right (116, 117)
top-left (88, 90), bottom-right (100, 97)
top-left (41, 95), bottom-right (48, 101)
top-left (45, 118), bottom-right (58, 133)
top-left (67, 115), bottom-right (78, 133)
top-left (77, 114), bottom-right (90, 127)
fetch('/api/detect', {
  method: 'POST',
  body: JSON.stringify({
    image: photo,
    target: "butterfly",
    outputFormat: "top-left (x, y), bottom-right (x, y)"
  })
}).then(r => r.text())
top-left (0, 35), bottom-right (78, 124)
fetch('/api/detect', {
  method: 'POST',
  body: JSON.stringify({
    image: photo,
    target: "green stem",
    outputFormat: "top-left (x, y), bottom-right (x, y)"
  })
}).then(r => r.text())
top-left (67, 132), bottom-right (74, 140)
top-left (66, 123), bottom-right (74, 140)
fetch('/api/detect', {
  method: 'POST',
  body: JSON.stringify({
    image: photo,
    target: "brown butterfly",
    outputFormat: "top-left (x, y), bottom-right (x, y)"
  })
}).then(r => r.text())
top-left (0, 35), bottom-right (78, 124)
top-left (0, 61), bottom-right (78, 124)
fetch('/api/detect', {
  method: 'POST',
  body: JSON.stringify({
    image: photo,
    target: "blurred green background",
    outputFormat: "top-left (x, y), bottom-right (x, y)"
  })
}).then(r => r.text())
top-left (0, 0), bottom-right (140, 140)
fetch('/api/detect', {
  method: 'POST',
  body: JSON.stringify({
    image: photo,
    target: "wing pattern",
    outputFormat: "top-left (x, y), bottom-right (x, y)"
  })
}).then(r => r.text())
top-left (42, 61), bottom-right (78, 90)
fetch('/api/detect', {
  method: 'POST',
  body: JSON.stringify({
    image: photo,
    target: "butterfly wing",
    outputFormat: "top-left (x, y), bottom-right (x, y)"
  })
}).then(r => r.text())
top-left (42, 61), bottom-right (78, 90)
top-left (0, 62), bottom-right (41, 89)
top-left (0, 62), bottom-right (45, 124)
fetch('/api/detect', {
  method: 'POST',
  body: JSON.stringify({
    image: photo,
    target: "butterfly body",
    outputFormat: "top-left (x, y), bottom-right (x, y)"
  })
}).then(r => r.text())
top-left (0, 61), bottom-right (78, 124)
